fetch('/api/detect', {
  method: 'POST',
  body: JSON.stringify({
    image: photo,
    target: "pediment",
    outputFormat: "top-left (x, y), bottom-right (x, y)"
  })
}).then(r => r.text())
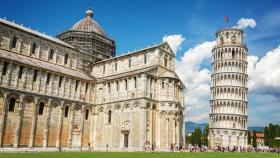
top-left (159, 71), bottom-right (179, 79)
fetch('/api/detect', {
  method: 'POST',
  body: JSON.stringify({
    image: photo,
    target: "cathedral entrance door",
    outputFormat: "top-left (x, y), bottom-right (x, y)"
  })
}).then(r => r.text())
top-left (124, 134), bottom-right (129, 148)
top-left (72, 133), bottom-right (80, 148)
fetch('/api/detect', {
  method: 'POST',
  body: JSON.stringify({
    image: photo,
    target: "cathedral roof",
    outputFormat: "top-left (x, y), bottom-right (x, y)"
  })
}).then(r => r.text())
top-left (71, 9), bottom-right (105, 36)
top-left (0, 18), bottom-right (74, 49)
top-left (0, 49), bottom-right (93, 81)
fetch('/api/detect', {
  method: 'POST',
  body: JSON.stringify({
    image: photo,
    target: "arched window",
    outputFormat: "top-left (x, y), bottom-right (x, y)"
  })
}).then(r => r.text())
top-left (232, 50), bottom-right (235, 59)
top-left (133, 77), bottom-right (137, 88)
top-left (31, 43), bottom-right (37, 54)
top-left (144, 54), bottom-right (147, 64)
top-left (128, 59), bottom-right (131, 68)
top-left (11, 36), bottom-right (17, 48)
top-left (103, 65), bottom-right (105, 74)
top-left (125, 79), bottom-right (128, 90)
top-left (85, 109), bottom-right (89, 120)
top-left (8, 98), bottom-right (16, 112)
top-left (38, 102), bottom-right (44, 115)
top-left (116, 81), bottom-right (119, 92)
top-left (164, 57), bottom-right (168, 67)
top-left (64, 54), bottom-right (69, 64)
top-left (108, 110), bottom-right (112, 123)
top-left (48, 49), bottom-right (54, 60)
top-left (64, 106), bottom-right (69, 117)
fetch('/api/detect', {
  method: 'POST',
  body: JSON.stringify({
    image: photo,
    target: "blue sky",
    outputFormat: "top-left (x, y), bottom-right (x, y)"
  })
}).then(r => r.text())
top-left (1, 0), bottom-right (280, 126)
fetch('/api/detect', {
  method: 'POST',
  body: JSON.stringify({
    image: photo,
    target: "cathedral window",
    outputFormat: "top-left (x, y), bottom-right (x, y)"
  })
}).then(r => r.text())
top-left (8, 98), bottom-right (16, 112)
top-left (116, 81), bottom-right (119, 92)
top-left (2, 62), bottom-right (9, 76)
top-left (46, 73), bottom-right (51, 85)
top-left (115, 62), bottom-right (117, 71)
top-left (164, 58), bottom-right (168, 67)
top-left (108, 83), bottom-right (110, 93)
top-left (103, 65), bottom-right (105, 74)
top-left (64, 106), bottom-right (69, 117)
top-left (85, 109), bottom-right (89, 120)
top-left (162, 82), bottom-right (165, 89)
top-left (49, 49), bottom-right (54, 60)
top-left (38, 102), bottom-right (44, 115)
top-left (125, 79), bottom-right (128, 90)
top-left (33, 70), bottom-right (38, 82)
top-left (144, 54), bottom-right (147, 64)
top-left (108, 110), bottom-right (112, 123)
top-left (134, 77), bottom-right (137, 88)
top-left (128, 59), bottom-right (131, 68)
top-left (18, 66), bottom-right (24, 79)
top-left (31, 43), bottom-right (37, 54)
top-left (59, 76), bottom-right (63, 88)
top-left (85, 83), bottom-right (89, 93)
top-left (75, 80), bottom-right (79, 91)
top-left (11, 36), bottom-right (17, 48)
top-left (64, 54), bottom-right (68, 64)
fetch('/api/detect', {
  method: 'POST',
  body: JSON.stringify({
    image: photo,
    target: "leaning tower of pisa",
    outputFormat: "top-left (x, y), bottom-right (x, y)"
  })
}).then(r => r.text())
top-left (208, 28), bottom-right (248, 148)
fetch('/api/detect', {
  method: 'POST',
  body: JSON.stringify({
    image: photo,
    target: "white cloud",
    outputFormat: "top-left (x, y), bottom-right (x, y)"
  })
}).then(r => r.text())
top-left (175, 40), bottom-right (215, 123)
top-left (248, 44), bottom-right (280, 93)
top-left (236, 18), bottom-right (256, 29)
top-left (162, 34), bottom-right (185, 54)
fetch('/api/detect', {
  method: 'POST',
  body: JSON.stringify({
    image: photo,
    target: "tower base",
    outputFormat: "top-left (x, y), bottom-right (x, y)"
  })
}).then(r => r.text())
top-left (208, 128), bottom-right (247, 149)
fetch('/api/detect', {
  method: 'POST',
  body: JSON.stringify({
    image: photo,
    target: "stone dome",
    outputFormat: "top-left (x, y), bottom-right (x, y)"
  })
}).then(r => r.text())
top-left (72, 9), bottom-right (105, 35)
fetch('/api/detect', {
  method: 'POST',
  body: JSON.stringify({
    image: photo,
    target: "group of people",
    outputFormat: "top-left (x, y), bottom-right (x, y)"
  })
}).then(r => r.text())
top-left (184, 144), bottom-right (280, 154)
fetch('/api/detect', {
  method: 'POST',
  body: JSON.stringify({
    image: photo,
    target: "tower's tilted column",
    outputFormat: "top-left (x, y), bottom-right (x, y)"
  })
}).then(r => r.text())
top-left (208, 28), bottom-right (248, 148)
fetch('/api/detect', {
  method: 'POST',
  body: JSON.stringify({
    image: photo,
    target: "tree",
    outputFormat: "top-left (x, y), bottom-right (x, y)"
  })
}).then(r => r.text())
top-left (189, 127), bottom-right (202, 147)
top-left (264, 123), bottom-right (280, 146)
top-left (202, 124), bottom-right (209, 146)
top-left (248, 131), bottom-right (251, 145)
top-left (264, 126), bottom-right (269, 146)
top-left (252, 130), bottom-right (257, 147)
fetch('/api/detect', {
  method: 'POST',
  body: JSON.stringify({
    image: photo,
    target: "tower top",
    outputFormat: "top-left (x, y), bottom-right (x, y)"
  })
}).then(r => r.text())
top-left (215, 28), bottom-right (243, 37)
top-left (215, 27), bottom-right (245, 46)
top-left (85, 8), bottom-right (93, 18)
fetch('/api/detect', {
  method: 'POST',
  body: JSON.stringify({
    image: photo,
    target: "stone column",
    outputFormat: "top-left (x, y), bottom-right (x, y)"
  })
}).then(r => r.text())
top-left (91, 107), bottom-right (97, 149)
top-left (139, 101), bottom-right (147, 148)
top-left (172, 117), bottom-right (176, 145)
top-left (56, 101), bottom-right (64, 148)
top-left (18, 40), bottom-right (22, 53)
top-left (142, 74), bottom-right (147, 98)
top-left (14, 94), bottom-right (25, 148)
top-left (15, 65), bottom-right (20, 88)
top-left (0, 61), bottom-right (3, 84)
top-left (43, 99), bottom-right (51, 148)
top-left (182, 112), bottom-right (186, 147)
top-left (27, 43), bottom-right (31, 56)
top-left (29, 97), bottom-right (38, 148)
top-left (79, 106), bottom-right (85, 148)
top-left (176, 119), bottom-right (180, 146)
top-left (156, 110), bottom-right (160, 148)
top-left (7, 62), bottom-right (13, 86)
top-left (68, 104), bottom-right (75, 148)
top-left (0, 92), bottom-right (8, 147)
top-left (166, 118), bottom-right (169, 147)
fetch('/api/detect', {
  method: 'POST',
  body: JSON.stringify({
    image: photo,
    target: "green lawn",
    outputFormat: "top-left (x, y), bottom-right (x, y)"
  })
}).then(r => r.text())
top-left (0, 152), bottom-right (279, 158)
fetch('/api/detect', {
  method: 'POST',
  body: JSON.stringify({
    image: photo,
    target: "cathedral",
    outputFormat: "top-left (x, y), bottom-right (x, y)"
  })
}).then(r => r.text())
top-left (0, 9), bottom-right (185, 151)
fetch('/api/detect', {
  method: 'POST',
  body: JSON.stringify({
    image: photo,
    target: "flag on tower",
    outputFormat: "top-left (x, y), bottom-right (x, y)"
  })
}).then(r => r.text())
top-left (224, 16), bottom-right (229, 22)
